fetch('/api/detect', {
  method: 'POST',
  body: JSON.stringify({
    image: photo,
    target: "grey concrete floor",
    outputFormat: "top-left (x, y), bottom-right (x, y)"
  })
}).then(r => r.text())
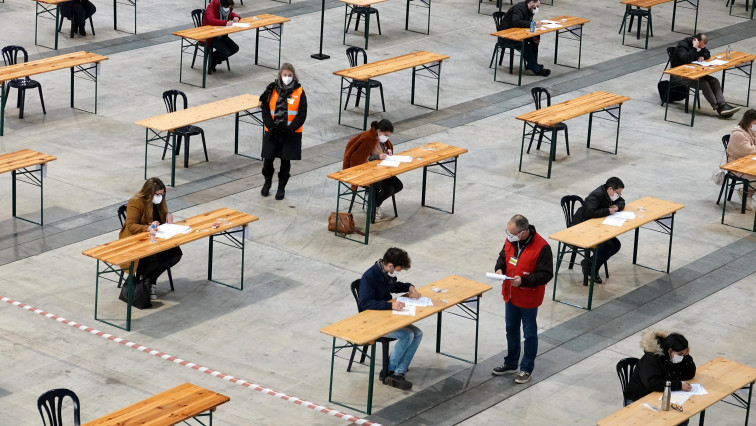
top-left (1, 0), bottom-right (756, 424)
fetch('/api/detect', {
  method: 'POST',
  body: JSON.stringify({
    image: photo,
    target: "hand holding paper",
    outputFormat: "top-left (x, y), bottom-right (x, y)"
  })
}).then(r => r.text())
top-left (486, 272), bottom-right (515, 281)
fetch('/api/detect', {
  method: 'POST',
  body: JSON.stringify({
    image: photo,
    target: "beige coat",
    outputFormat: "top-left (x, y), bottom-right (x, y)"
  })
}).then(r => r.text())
top-left (726, 125), bottom-right (756, 180)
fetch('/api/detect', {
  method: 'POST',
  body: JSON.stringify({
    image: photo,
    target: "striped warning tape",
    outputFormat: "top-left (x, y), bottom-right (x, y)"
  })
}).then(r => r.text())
top-left (1, 295), bottom-right (381, 426)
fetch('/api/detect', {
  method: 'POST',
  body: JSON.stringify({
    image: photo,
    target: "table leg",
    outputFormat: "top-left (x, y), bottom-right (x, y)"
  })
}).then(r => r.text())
top-left (207, 226), bottom-right (246, 290)
top-left (587, 246), bottom-right (598, 311)
top-left (170, 132), bottom-right (177, 187)
top-left (672, 0), bottom-right (677, 32)
top-left (546, 127), bottom-right (556, 179)
top-left (614, 104), bottom-right (622, 155)
top-left (722, 174), bottom-right (729, 225)
top-left (365, 185), bottom-right (373, 244)
top-left (690, 80), bottom-right (699, 127)
top-left (693, 0), bottom-right (699, 34)
top-left (644, 8), bottom-right (650, 50)
top-left (338, 77), bottom-right (345, 127)
top-left (552, 242), bottom-right (564, 301)
top-left (364, 10), bottom-right (370, 50)
top-left (578, 24), bottom-right (583, 69)
top-left (114, 0), bottom-right (118, 30)
top-left (343, 4), bottom-right (348, 45)
top-left (179, 37), bottom-right (185, 84)
top-left (699, 409), bottom-right (705, 425)
top-left (517, 40), bottom-right (524, 86)
top-left (255, 28), bottom-right (260, 65)
top-left (39, 167), bottom-right (44, 226)
top-left (621, 5), bottom-right (629, 46)
top-left (747, 61), bottom-right (753, 107)
top-left (435, 61), bottom-right (442, 110)
top-left (366, 343), bottom-right (376, 414)
top-left (411, 66), bottom-right (416, 105)
top-left (493, 45), bottom-right (499, 82)
top-left (666, 213), bottom-right (675, 273)
top-left (202, 41), bottom-right (208, 89)
top-left (587, 111), bottom-right (593, 149)
top-left (664, 78), bottom-right (672, 121)
top-left (328, 337), bottom-right (336, 404)
top-left (473, 295), bottom-right (480, 362)
top-left (435, 311), bottom-right (442, 353)
top-left (744, 382), bottom-right (753, 425)
top-left (405, 0), bottom-right (410, 30)
top-left (55, 5), bottom-right (60, 50)
top-left (518, 121), bottom-right (527, 172)
top-left (11, 169), bottom-right (16, 219)
top-left (0, 80), bottom-right (5, 136)
top-left (554, 28), bottom-right (559, 65)
top-left (362, 84), bottom-right (371, 131)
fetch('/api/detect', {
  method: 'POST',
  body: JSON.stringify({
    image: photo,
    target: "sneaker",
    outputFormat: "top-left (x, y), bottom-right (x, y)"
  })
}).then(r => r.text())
top-left (150, 284), bottom-right (157, 300)
top-left (384, 374), bottom-right (412, 390)
top-left (515, 371), bottom-right (532, 384)
top-left (717, 103), bottom-right (740, 117)
top-left (536, 68), bottom-right (551, 77)
top-left (375, 206), bottom-right (384, 219)
top-left (580, 259), bottom-right (602, 285)
top-left (492, 364), bottom-right (518, 375)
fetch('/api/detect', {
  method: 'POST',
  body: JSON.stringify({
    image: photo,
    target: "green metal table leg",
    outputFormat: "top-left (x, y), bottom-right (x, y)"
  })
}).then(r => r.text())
top-left (587, 111), bottom-right (593, 148)
top-left (578, 24), bottom-right (583, 68)
top-left (362, 84), bottom-right (371, 131)
top-left (554, 28), bottom-right (559, 65)
top-left (552, 242), bottom-right (564, 301)
top-left (614, 104), bottom-right (622, 154)
top-left (517, 40), bottom-right (524, 86)
top-left (343, 4), bottom-right (348, 45)
top-left (435, 62), bottom-right (442, 110)
top-left (234, 112), bottom-right (240, 154)
top-left (328, 337), bottom-right (336, 403)
top-left (366, 343), bottom-right (376, 414)
top-left (39, 167), bottom-right (44, 225)
top-left (587, 246), bottom-right (597, 311)
top-left (671, 0), bottom-right (677, 32)
top-left (1, 80), bottom-right (5, 136)
top-left (202, 41), bottom-right (208, 88)
top-left (691, 80), bottom-right (699, 127)
top-left (632, 227), bottom-right (640, 265)
top-left (11, 169), bottom-right (16, 218)
top-left (644, 8), bottom-right (650, 50)
top-left (546, 127), bottom-right (556, 179)
top-left (364, 9), bottom-right (370, 50)
top-left (664, 78), bottom-right (672, 121)
top-left (435, 311), bottom-right (442, 353)
top-left (621, 5), bottom-right (629, 46)
top-left (518, 121), bottom-right (527, 172)
top-left (473, 295), bottom-right (480, 363)
top-left (170, 132), bottom-right (177, 187)
top-left (55, 5), bottom-right (60, 50)
top-left (666, 213), bottom-right (675, 273)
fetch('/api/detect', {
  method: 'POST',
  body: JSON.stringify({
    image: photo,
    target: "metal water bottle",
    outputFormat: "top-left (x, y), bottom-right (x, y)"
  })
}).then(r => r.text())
top-left (530, 21), bottom-right (536, 33)
top-left (661, 380), bottom-right (672, 411)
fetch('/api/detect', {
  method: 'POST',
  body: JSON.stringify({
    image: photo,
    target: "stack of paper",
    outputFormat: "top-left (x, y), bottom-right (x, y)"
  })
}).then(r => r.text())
top-left (612, 211), bottom-right (636, 220)
top-left (232, 23), bottom-right (252, 28)
top-left (379, 159), bottom-right (401, 167)
top-left (397, 296), bottom-right (434, 307)
top-left (602, 216), bottom-right (627, 227)
top-left (386, 155), bottom-right (412, 163)
top-left (660, 384), bottom-right (707, 405)
top-left (692, 59), bottom-right (728, 66)
top-left (543, 23), bottom-right (563, 29)
top-left (156, 224), bottom-right (192, 239)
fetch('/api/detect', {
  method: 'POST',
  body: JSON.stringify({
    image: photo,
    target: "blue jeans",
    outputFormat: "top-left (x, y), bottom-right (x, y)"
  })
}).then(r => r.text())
top-left (385, 325), bottom-right (423, 375)
top-left (625, 400), bottom-right (688, 425)
top-left (504, 302), bottom-right (538, 373)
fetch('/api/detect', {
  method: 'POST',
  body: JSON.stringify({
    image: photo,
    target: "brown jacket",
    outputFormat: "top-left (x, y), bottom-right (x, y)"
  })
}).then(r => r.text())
top-left (726, 125), bottom-right (756, 180)
top-left (343, 127), bottom-right (394, 169)
top-left (118, 197), bottom-right (166, 270)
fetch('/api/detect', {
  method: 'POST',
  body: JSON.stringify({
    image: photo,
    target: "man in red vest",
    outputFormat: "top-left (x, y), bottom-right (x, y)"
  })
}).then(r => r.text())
top-left (491, 214), bottom-right (553, 384)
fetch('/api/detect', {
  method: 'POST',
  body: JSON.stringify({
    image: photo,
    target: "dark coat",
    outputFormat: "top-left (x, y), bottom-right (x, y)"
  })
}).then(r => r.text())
top-left (573, 184), bottom-right (626, 225)
top-left (358, 261), bottom-right (412, 311)
top-left (502, 0), bottom-right (533, 30)
top-left (670, 36), bottom-right (711, 68)
top-left (624, 330), bottom-right (697, 401)
top-left (260, 81), bottom-right (307, 160)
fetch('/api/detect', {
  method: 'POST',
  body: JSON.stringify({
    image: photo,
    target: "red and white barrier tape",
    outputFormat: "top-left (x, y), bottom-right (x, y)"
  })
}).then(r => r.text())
top-left (1, 295), bottom-right (380, 426)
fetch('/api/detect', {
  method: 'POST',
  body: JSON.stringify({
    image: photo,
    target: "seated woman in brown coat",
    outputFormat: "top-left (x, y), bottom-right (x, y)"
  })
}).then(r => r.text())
top-left (343, 119), bottom-right (403, 219)
top-left (119, 177), bottom-right (182, 301)
top-left (726, 109), bottom-right (756, 210)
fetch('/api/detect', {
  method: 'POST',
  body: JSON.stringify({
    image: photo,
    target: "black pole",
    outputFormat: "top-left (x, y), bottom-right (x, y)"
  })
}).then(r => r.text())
top-left (311, 0), bottom-right (330, 59)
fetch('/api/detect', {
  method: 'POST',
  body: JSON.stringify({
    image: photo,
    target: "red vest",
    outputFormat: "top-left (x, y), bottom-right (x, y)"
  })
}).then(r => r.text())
top-left (265, 87), bottom-right (304, 133)
top-left (501, 232), bottom-right (549, 308)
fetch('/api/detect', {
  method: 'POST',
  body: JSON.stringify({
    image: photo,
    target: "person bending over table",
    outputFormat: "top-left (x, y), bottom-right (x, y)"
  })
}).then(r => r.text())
top-left (573, 176), bottom-right (625, 286)
top-left (726, 109), bottom-right (756, 210)
top-left (358, 247), bottom-right (422, 391)
top-left (203, 0), bottom-right (241, 75)
top-left (119, 177), bottom-right (183, 301)
top-left (624, 330), bottom-right (695, 425)
top-left (260, 63), bottom-right (308, 200)
top-left (491, 214), bottom-right (553, 385)
top-left (60, 0), bottom-right (96, 36)
top-left (343, 119), bottom-right (403, 220)
top-left (670, 34), bottom-right (740, 118)
top-left (501, 0), bottom-right (550, 77)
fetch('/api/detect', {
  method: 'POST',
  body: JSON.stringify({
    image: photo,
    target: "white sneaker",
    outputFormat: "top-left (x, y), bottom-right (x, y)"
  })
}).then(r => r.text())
top-left (375, 206), bottom-right (384, 219)
top-left (150, 284), bottom-right (157, 300)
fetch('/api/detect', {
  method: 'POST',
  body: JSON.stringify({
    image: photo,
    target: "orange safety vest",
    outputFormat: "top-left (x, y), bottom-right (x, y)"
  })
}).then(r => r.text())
top-left (265, 87), bottom-right (304, 133)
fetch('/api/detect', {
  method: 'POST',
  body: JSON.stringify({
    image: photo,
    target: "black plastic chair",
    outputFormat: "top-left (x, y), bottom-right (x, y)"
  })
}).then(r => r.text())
top-left (161, 90), bottom-right (209, 168)
top-left (528, 88), bottom-right (569, 160)
top-left (618, 5), bottom-right (652, 40)
top-left (717, 134), bottom-right (750, 214)
top-left (37, 388), bottom-right (81, 426)
top-left (478, 0), bottom-right (512, 14)
top-left (560, 195), bottom-right (610, 277)
top-left (347, 5), bottom-right (382, 36)
top-left (616, 357), bottom-right (639, 406)
top-left (345, 47), bottom-right (385, 111)
top-left (191, 9), bottom-right (231, 72)
top-left (116, 204), bottom-right (175, 290)
top-left (57, 3), bottom-right (96, 39)
top-left (489, 11), bottom-right (520, 74)
top-left (726, 0), bottom-right (749, 11)
top-left (1, 45), bottom-right (46, 120)
top-left (660, 46), bottom-right (700, 113)
top-left (346, 279), bottom-right (396, 381)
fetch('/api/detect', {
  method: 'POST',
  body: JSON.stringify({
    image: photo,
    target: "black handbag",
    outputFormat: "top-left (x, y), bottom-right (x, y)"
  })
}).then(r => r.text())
top-left (119, 275), bottom-right (152, 310)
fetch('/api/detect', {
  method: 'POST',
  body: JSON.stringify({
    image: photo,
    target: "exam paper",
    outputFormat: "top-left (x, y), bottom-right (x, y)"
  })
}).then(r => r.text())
top-left (692, 59), bottom-right (728, 66)
top-left (393, 305), bottom-right (416, 316)
top-left (486, 272), bottom-right (515, 281)
top-left (601, 216), bottom-right (626, 227)
top-left (386, 155), bottom-right (412, 163)
top-left (379, 159), bottom-right (401, 167)
top-left (398, 296), bottom-right (434, 307)
top-left (543, 23), bottom-right (563, 29)
top-left (540, 20), bottom-right (558, 24)
top-left (658, 384), bottom-right (707, 405)
top-left (611, 211), bottom-right (636, 220)
top-left (156, 224), bottom-right (192, 239)
top-left (232, 23), bottom-right (251, 28)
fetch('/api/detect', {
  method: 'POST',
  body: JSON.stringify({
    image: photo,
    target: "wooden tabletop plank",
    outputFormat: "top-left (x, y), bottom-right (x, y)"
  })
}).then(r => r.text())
top-left (83, 383), bottom-right (230, 426)
top-left (515, 91), bottom-right (631, 127)
top-left (333, 51), bottom-right (450, 81)
top-left (620, 0), bottom-right (673, 7)
top-left (82, 208), bottom-right (259, 265)
top-left (721, 154), bottom-right (756, 176)
top-left (339, 0), bottom-right (390, 5)
top-left (597, 357), bottom-right (756, 425)
top-left (173, 14), bottom-right (290, 41)
top-left (0, 149), bottom-right (57, 174)
top-left (0, 51), bottom-right (108, 83)
top-left (31, 0), bottom-right (72, 5)
top-left (549, 196), bottom-right (684, 248)
top-left (664, 50), bottom-right (756, 80)
top-left (321, 275), bottom-right (492, 345)
top-left (491, 16), bottom-right (590, 41)
top-left (134, 94), bottom-right (261, 132)
top-left (327, 142), bottom-right (467, 187)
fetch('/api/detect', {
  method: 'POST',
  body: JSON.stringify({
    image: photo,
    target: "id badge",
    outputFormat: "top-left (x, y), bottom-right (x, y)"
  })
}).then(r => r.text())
top-left (286, 97), bottom-right (294, 104)
top-left (508, 257), bottom-right (518, 267)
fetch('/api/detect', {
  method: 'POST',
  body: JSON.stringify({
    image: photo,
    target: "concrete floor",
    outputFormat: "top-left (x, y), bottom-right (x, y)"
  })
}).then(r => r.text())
top-left (1, 0), bottom-right (756, 424)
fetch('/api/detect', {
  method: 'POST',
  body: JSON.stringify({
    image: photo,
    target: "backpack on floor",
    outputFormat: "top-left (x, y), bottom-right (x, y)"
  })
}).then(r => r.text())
top-left (657, 80), bottom-right (688, 103)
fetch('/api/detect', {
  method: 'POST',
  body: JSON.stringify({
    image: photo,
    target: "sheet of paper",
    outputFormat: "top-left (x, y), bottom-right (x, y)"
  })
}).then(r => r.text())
top-left (156, 223), bottom-right (192, 239)
top-left (386, 155), bottom-right (412, 163)
top-left (602, 216), bottom-right (626, 227)
top-left (543, 23), bottom-right (563, 29)
top-left (397, 296), bottom-right (434, 307)
top-left (379, 159), bottom-right (401, 167)
top-left (392, 305), bottom-right (416, 316)
top-left (661, 392), bottom-right (693, 405)
top-left (692, 59), bottom-right (728, 66)
top-left (688, 384), bottom-right (707, 395)
top-left (486, 272), bottom-right (515, 281)
top-left (540, 20), bottom-right (558, 24)
top-left (232, 22), bottom-right (251, 28)
top-left (611, 211), bottom-right (636, 220)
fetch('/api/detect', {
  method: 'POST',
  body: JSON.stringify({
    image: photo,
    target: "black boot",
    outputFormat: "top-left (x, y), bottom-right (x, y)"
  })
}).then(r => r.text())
top-left (261, 178), bottom-right (272, 196)
top-left (275, 174), bottom-right (289, 200)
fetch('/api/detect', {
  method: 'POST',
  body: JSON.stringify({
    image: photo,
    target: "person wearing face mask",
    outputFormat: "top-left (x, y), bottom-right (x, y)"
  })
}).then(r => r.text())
top-left (358, 247), bottom-right (422, 390)
top-left (260, 63), bottom-right (308, 200)
top-left (203, 0), bottom-right (241, 75)
top-left (572, 177), bottom-right (625, 286)
top-left (119, 177), bottom-right (183, 301)
top-left (624, 330), bottom-right (695, 423)
top-left (500, 0), bottom-right (550, 77)
top-left (491, 214), bottom-right (553, 385)
top-left (670, 33), bottom-right (740, 118)
top-left (342, 119), bottom-right (403, 219)
top-left (726, 109), bottom-right (756, 210)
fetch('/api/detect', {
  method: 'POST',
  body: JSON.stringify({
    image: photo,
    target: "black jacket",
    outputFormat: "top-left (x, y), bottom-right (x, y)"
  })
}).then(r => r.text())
top-left (358, 261), bottom-right (413, 311)
top-left (670, 36), bottom-right (711, 68)
top-left (572, 184), bottom-right (625, 225)
top-left (260, 81), bottom-right (307, 161)
top-left (624, 330), bottom-right (697, 401)
top-left (494, 225), bottom-right (553, 288)
top-left (502, 0), bottom-right (533, 30)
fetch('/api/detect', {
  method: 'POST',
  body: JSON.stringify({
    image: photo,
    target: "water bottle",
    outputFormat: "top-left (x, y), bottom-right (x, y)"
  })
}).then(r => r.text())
top-left (149, 224), bottom-right (157, 243)
top-left (530, 21), bottom-right (536, 33)
top-left (661, 381), bottom-right (671, 411)
top-left (727, 44), bottom-right (731, 59)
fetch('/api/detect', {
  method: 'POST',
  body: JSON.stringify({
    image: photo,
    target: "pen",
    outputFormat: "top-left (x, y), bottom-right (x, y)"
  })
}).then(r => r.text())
top-left (642, 402), bottom-right (658, 411)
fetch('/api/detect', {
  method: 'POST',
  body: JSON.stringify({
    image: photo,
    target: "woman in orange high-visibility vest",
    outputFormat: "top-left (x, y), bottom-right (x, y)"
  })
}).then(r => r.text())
top-left (260, 63), bottom-right (308, 200)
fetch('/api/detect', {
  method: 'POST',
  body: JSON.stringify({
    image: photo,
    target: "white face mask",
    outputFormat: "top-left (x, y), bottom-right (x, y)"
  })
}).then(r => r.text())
top-left (671, 354), bottom-right (684, 364)
top-left (152, 194), bottom-right (163, 205)
top-left (378, 134), bottom-right (389, 143)
top-left (532, 6), bottom-right (539, 14)
top-left (751, 124), bottom-right (756, 132)
top-left (387, 270), bottom-right (397, 278)
top-left (221, 6), bottom-right (230, 13)
top-left (507, 230), bottom-right (521, 243)
top-left (609, 192), bottom-right (620, 202)
top-left (281, 76), bottom-right (293, 85)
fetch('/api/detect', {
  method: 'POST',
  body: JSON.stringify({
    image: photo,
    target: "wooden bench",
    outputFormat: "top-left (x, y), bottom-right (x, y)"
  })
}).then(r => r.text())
top-left (0, 149), bottom-right (56, 226)
top-left (327, 142), bottom-right (467, 244)
top-left (134, 94), bottom-right (262, 187)
top-left (515, 91), bottom-right (630, 179)
top-left (82, 207), bottom-right (259, 331)
top-left (334, 50), bottom-right (449, 130)
top-left (321, 275), bottom-right (492, 414)
top-left (491, 15), bottom-right (589, 86)
top-left (340, 0), bottom-right (431, 50)
top-left (550, 196), bottom-right (684, 310)
top-left (83, 383), bottom-right (230, 425)
top-left (0, 51), bottom-right (108, 136)
top-left (173, 14), bottom-right (291, 88)
top-left (620, 0), bottom-right (699, 50)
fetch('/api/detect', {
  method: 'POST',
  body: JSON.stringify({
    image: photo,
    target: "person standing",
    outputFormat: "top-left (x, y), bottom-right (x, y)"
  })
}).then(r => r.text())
top-left (260, 63), bottom-right (308, 200)
top-left (203, 0), bottom-right (241, 74)
top-left (343, 119), bottom-right (404, 219)
top-left (501, 0), bottom-right (550, 77)
top-left (358, 247), bottom-right (422, 390)
top-left (491, 214), bottom-right (553, 384)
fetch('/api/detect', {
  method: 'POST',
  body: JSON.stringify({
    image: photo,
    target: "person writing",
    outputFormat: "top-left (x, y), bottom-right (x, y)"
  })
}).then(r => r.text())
top-left (119, 177), bottom-right (183, 301)
top-left (725, 109), bottom-right (756, 210)
top-left (491, 214), bottom-right (553, 385)
top-left (358, 247), bottom-right (422, 390)
top-left (260, 63), bottom-right (308, 200)
top-left (573, 177), bottom-right (625, 286)
top-left (343, 119), bottom-right (403, 219)
top-left (501, 0), bottom-right (550, 77)
top-left (203, 0), bottom-right (241, 74)
top-left (624, 330), bottom-right (695, 425)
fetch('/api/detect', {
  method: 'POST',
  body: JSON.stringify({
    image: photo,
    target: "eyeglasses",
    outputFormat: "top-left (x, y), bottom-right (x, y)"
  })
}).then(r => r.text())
top-left (671, 403), bottom-right (683, 412)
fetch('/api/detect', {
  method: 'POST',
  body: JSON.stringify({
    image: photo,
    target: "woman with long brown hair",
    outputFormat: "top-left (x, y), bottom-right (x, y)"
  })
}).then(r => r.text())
top-left (726, 109), bottom-right (756, 210)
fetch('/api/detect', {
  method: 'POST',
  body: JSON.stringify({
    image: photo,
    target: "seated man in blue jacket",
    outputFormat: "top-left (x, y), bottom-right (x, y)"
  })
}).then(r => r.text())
top-left (358, 247), bottom-right (422, 390)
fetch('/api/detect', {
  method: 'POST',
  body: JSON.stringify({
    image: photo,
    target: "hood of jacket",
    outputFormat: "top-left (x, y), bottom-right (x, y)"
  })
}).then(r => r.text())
top-left (641, 329), bottom-right (669, 356)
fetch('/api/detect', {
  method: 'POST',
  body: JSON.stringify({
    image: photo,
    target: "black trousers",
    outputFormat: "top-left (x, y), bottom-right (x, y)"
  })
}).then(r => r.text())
top-left (374, 176), bottom-right (403, 207)
top-left (61, 0), bottom-right (96, 31)
top-left (137, 247), bottom-right (182, 284)
top-left (262, 158), bottom-right (291, 179)
top-left (212, 35), bottom-right (239, 64)
top-left (594, 237), bottom-right (621, 270)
